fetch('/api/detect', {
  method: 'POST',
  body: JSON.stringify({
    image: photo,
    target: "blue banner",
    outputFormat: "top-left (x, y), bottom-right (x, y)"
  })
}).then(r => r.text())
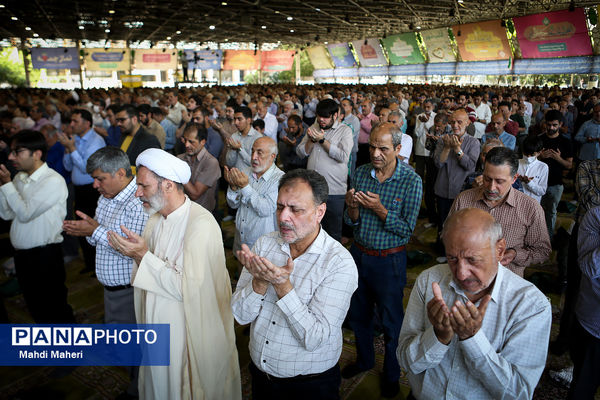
top-left (327, 43), bottom-right (357, 68)
top-left (1, 324), bottom-right (169, 366)
top-left (313, 69), bottom-right (335, 78)
top-left (333, 67), bottom-right (358, 78)
top-left (358, 66), bottom-right (389, 77)
top-left (184, 50), bottom-right (223, 70)
top-left (389, 64), bottom-right (426, 76)
top-left (31, 48), bottom-right (80, 69)
top-left (513, 56), bottom-right (600, 74)
top-left (455, 59), bottom-right (511, 75)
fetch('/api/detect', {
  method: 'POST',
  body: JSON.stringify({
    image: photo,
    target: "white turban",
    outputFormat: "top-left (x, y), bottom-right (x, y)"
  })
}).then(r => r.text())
top-left (135, 148), bottom-right (191, 184)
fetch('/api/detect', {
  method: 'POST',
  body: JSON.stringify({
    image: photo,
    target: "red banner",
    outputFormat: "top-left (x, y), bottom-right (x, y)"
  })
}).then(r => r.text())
top-left (261, 50), bottom-right (295, 71)
top-left (513, 8), bottom-right (592, 58)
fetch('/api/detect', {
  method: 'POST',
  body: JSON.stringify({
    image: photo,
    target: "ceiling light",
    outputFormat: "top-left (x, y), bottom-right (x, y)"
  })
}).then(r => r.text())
top-left (25, 27), bottom-right (31, 31)
top-left (33, 33), bottom-right (39, 37)
top-left (224, 38), bottom-right (229, 41)
top-left (261, 25), bottom-right (266, 29)
top-left (290, 29), bottom-right (294, 33)
top-left (167, 36), bottom-right (171, 40)
top-left (105, 28), bottom-right (110, 33)
top-left (176, 30), bottom-right (181, 34)
top-left (79, 25), bottom-right (84, 30)
top-left (457, 0), bottom-right (464, 2)
top-left (416, 25), bottom-right (421, 29)
top-left (11, 16), bottom-right (18, 21)
top-left (324, 41), bottom-right (328, 44)
top-left (287, 16), bottom-right (293, 21)
top-left (108, 10), bottom-right (115, 14)
top-left (0, 4), bottom-right (5, 8)
top-left (221, 1), bottom-right (227, 5)
top-left (315, 8), bottom-right (320, 11)
top-left (209, 25), bottom-right (215, 30)
top-left (274, 10), bottom-right (280, 14)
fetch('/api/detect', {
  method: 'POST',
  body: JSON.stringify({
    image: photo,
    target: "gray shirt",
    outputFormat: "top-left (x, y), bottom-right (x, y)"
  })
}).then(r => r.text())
top-left (344, 114), bottom-right (361, 154)
top-left (433, 133), bottom-right (480, 199)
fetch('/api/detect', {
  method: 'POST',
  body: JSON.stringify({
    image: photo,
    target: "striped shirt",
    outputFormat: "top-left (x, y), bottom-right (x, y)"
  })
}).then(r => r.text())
top-left (87, 178), bottom-right (148, 286)
top-left (576, 205), bottom-right (600, 339)
top-left (345, 160), bottom-right (422, 249)
top-left (449, 187), bottom-right (551, 277)
top-left (398, 263), bottom-right (551, 399)
top-left (231, 229), bottom-right (358, 377)
top-left (575, 159), bottom-right (600, 224)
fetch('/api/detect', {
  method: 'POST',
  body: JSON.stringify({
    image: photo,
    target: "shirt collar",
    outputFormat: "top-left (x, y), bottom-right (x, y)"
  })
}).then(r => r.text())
top-left (475, 186), bottom-right (516, 208)
top-left (278, 225), bottom-right (328, 256)
top-left (77, 127), bottom-right (96, 143)
top-left (20, 162), bottom-right (49, 183)
top-left (112, 177), bottom-right (137, 204)
top-left (369, 158), bottom-right (403, 182)
top-left (448, 262), bottom-right (503, 304)
top-left (253, 162), bottom-right (277, 182)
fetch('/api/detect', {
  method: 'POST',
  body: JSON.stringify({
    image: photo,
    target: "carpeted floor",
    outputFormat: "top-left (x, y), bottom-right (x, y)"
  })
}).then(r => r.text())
top-left (0, 183), bottom-right (596, 400)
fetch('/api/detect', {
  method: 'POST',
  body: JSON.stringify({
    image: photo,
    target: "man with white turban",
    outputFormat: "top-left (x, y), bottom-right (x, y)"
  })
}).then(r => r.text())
top-left (108, 148), bottom-right (241, 400)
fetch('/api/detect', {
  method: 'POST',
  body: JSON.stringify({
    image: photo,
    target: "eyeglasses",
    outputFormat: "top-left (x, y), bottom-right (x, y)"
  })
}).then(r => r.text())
top-left (10, 148), bottom-right (28, 156)
top-left (115, 117), bottom-right (129, 122)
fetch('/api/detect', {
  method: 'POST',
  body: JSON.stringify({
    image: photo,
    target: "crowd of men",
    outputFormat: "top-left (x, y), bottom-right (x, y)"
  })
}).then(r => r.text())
top-left (0, 82), bottom-right (599, 399)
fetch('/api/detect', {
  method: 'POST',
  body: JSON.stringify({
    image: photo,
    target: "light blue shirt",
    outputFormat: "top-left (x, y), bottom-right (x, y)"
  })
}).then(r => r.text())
top-left (575, 119), bottom-right (600, 161)
top-left (160, 118), bottom-right (177, 150)
top-left (482, 130), bottom-right (516, 150)
top-left (63, 128), bottom-right (106, 185)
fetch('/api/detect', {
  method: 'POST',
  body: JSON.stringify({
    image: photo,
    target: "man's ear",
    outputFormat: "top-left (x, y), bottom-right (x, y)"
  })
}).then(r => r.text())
top-left (496, 238), bottom-right (507, 260)
top-left (316, 202), bottom-right (326, 224)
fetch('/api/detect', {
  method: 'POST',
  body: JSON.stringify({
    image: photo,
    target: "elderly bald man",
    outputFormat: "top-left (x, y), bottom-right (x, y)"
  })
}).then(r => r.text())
top-left (397, 208), bottom-right (551, 399)
top-left (108, 148), bottom-right (241, 400)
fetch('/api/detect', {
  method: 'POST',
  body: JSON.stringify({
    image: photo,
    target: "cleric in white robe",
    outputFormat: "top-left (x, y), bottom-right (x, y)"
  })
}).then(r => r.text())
top-left (107, 148), bottom-right (241, 400)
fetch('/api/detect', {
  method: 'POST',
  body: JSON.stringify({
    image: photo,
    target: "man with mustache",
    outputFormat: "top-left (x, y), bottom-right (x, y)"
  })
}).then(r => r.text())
top-left (397, 208), bottom-right (551, 399)
top-left (108, 148), bottom-right (241, 400)
top-left (232, 169), bottom-right (358, 399)
top-left (342, 122), bottom-right (422, 398)
top-left (448, 147), bottom-right (550, 277)
top-left (225, 136), bottom-right (283, 254)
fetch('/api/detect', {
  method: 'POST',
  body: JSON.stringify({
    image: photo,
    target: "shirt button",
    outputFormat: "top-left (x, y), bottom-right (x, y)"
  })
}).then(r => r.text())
top-left (265, 340), bottom-right (269, 344)
top-left (272, 321), bottom-right (275, 324)
top-left (262, 360), bottom-right (266, 363)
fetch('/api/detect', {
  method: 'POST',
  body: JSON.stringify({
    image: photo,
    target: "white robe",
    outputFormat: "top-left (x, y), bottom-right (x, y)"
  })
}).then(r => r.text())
top-left (132, 198), bottom-right (241, 400)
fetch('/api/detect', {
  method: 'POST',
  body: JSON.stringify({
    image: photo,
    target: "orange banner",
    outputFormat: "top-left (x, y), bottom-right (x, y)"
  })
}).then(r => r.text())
top-left (452, 20), bottom-right (511, 61)
top-left (223, 50), bottom-right (260, 70)
top-left (261, 50), bottom-right (295, 71)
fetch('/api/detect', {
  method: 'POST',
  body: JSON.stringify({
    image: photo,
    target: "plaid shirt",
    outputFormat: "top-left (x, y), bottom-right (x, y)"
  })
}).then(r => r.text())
top-left (87, 178), bottom-right (148, 286)
top-left (576, 159), bottom-right (600, 224)
top-left (345, 160), bottom-right (422, 249)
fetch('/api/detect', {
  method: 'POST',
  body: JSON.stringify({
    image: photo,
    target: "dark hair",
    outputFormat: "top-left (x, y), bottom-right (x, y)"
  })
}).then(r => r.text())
top-left (183, 122), bottom-right (207, 142)
top-left (278, 169), bottom-right (329, 205)
top-left (234, 106), bottom-right (252, 120)
top-left (485, 146), bottom-right (519, 176)
top-left (86, 146), bottom-right (132, 177)
top-left (137, 104), bottom-right (151, 116)
top-left (11, 130), bottom-right (47, 161)
top-left (545, 109), bottom-right (563, 124)
top-left (287, 114), bottom-right (302, 125)
top-left (72, 108), bottom-right (93, 126)
top-left (188, 95), bottom-right (202, 107)
top-left (150, 106), bottom-right (164, 117)
top-left (342, 98), bottom-right (354, 108)
top-left (118, 104), bottom-right (139, 120)
top-left (316, 99), bottom-right (339, 118)
top-left (473, 91), bottom-right (483, 98)
top-left (252, 119), bottom-right (265, 130)
top-left (192, 106), bottom-right (209, 119)
top-left (107, 104), bottom-right (121, 114)
top-left (65, 97), bottom-right (77, 107)
top-left (521, 136), bottom-right (543, 156)
top-left (498, 101), bottom-right (511, 109)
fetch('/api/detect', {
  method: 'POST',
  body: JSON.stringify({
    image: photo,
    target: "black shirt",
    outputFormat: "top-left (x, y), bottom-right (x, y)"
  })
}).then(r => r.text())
top-left (539, 134), bottom-right (572, 186)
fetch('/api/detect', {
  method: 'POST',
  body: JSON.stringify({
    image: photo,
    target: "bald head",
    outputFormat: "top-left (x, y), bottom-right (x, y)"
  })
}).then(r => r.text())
top-left (442, 208), bottom-right (502, 249)
top-left (449, 109), bottom-right (470, 136)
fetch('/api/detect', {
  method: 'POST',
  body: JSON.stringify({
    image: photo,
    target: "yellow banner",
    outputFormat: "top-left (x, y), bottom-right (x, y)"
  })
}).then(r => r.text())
top-left (306, 46), bottom-right (334, 69)
top-left (84, 48), bottom-right (130, 71)
top-left (453, 20), bottom-right (511, 61)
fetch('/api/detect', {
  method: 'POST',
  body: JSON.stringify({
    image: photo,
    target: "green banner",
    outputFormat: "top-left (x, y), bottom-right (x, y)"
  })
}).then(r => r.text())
top-left (381, 33), bottom-right (425, 65)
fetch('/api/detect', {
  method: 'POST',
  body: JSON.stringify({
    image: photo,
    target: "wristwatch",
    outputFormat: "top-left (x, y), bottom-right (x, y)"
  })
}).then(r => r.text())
top-left (319, 138), bottom-right (325, 144)
top-left (456, 149), bottom-right (463, 157)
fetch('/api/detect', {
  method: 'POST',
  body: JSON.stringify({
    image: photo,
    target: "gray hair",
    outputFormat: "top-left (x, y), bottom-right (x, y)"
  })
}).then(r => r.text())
top-left (441, 208), bottom-right (503, 249)
top-left (278, 169), bottom-right (328, 205)
top-left (86, 147), bottom-right (132, 177)
top-left (388, 123), bottom-right (403, 148)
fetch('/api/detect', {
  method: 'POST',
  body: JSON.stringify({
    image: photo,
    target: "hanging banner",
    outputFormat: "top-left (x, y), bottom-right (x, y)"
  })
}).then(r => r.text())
top-left (351, 38), bottom-right (387, 66)
top-left (420, 28), bottom-right (456, 63)
top-left (183, 50), bottom-right (223, 70)
top-left (381, 33), bottom-right (425, 65)
top-left (261, 50), bottom-right (295, 71)
top-left (31, 48), bottom-right (79, 69)
top-left (327, 43), bottom-right (357, 68)
top-left (223, 50), bottom-right (259, 70)
top-left (84, 49), bottom-right (130, 71)
top-left (134, 49), bottom-right (177, 70)
top-left (513, 8), bottom-right (592, 59)
top-left (452, 20), bottom-right (511, 61)
top-left (306, 46), bottom-right (334, 69)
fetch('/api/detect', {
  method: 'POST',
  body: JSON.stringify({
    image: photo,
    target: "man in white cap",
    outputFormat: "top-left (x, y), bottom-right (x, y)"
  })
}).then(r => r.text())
top-left (107, 148), bottom-right (241, 400)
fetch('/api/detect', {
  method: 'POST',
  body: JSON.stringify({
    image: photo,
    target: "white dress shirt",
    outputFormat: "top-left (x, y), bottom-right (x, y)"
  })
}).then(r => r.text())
top-left (470, 103), bottom-right (492, 124)
top-left (231, 228), bottom-right (358, 377)
top-left (255, 112), bottom-right (278, 142)
top-left (517, 158), bottom-right (548, 203)
top-left (0, 163), bottom-right (67, 249)
top-left (397, 263), bottom-right (551, 400)
top-left (414, 112), bottom-right (436, 157)
top-left (400, 133), bottom-right (413, 164)
top-left (226, 163), bottom-right (284, 253)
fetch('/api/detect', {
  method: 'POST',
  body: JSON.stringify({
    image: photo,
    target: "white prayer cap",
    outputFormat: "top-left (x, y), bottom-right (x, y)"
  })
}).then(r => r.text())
top-left (136, 148), bottom-right (191, 184)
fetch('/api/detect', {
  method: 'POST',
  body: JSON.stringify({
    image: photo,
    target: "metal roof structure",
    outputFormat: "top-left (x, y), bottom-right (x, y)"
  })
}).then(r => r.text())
top-left (0, 0), bottom-right (598, 47)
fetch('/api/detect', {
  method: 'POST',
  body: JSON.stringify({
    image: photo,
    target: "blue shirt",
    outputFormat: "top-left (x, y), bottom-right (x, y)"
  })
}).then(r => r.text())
top-left (63, 128), bottom-right (106, 186)
top-left (345, 160), bottom-right (422, 249)
top-left (205, 127), bottom-right (224, 160)
top-left (482, 131), bottom-right (516, 150)
top-left (46, 141), bottom-right (70, 184)
top-left (160, 118), bottom-right (177, 150)
top-left (575, 119), bottom-right (600, 161)
top-left (105, 125), bottom-right (121, 147)
top-left (576, 205), bottom-right (600, 339)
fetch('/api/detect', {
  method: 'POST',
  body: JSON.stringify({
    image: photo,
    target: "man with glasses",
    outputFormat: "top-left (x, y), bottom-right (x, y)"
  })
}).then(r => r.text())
top-left (115, 105), bottom-right (160, 172)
